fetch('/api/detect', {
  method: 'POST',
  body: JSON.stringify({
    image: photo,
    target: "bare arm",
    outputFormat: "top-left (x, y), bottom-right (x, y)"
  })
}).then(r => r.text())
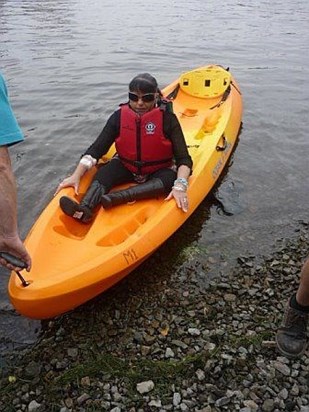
top-left (164, 113), bottom-right (192, 212)
top-left (176, 164), bottom-right (191, 181)
top-left (54, 161), bottom-right (90, 196)
top-left (0, 147), bottom-right (31, 271)
top-left (165, 164), bottom-right (191, 212)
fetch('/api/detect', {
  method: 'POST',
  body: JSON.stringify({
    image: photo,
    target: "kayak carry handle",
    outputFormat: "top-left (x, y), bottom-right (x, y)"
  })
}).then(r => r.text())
top-left (216, 135), bottom-right (227, 151)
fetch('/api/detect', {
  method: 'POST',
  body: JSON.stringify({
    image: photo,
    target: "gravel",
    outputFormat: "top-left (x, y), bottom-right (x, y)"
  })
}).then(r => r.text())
top-left (0, 221), bottom-right (308, 411)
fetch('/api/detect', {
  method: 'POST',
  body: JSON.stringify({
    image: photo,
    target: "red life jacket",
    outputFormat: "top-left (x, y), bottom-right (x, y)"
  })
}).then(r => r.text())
top-left (115, 104), bottom-right (173, 175)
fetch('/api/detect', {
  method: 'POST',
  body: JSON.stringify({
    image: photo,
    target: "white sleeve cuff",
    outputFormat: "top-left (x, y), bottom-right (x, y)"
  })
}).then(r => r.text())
top-left (79, 155), bottom-right (97, 170)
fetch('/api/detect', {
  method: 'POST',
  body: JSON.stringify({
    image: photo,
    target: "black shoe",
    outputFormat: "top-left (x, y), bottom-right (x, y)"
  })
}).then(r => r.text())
top-left (60, 196), bottom-right (93, 223)
top-left (276, 299), bottom-right (309, 358)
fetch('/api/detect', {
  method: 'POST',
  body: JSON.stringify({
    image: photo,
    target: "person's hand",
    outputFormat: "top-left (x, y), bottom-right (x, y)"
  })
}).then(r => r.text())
top-left (165, 188), bottom-right (189, 212)
top-left (0, 234), bottom-right (31, 272)
top-left (54, 175), bottom-right (80, 196)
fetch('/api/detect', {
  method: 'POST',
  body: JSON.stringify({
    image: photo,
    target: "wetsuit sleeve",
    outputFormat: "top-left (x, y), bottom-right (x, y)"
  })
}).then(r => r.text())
top-left (163, 112), bottom-right (193, 171)
top-left (83, 109), bottom-right (120, 160)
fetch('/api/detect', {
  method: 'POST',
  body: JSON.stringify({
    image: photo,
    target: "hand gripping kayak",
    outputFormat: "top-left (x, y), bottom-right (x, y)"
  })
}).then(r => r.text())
top-left (0, 252), bottom-right (30, 287)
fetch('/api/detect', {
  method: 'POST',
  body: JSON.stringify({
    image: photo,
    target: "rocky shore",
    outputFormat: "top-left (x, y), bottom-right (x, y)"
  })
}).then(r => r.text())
top-left (0, 221), bottom-right (308, 412)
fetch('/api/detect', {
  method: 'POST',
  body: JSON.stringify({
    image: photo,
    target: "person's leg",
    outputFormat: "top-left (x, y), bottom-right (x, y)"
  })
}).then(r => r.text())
top-left (101, 168), bottom-right (176, 209)
top-left (60, 158), bottom-right (134, 222)
top-left (151, 168), bottom-right (177, 191)
top-left (94, 157), bottom-right (135, 189)
top-left (60, 180), bottom-right (106, 223)
top-left (276, 257), bottom-right (309, 358)
top-left (296, 258), bottom-right (309, 306)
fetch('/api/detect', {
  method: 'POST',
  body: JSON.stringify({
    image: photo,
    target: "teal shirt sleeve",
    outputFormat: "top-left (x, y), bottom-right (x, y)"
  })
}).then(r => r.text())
top-left (0, 73), bottom-right (24, 147)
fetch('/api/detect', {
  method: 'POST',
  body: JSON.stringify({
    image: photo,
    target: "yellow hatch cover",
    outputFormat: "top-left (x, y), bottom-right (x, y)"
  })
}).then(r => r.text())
top-left (179, 65), bottom-right (231, 98)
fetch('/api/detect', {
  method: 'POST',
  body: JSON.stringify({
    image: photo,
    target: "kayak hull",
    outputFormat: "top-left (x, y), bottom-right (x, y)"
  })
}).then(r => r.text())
top-left (9, 65), bottom-right (243, 319)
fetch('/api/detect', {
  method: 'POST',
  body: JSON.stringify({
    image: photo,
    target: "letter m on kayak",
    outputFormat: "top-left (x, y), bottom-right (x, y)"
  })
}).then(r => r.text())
top-left (123, 249), bottom-right (138, 265)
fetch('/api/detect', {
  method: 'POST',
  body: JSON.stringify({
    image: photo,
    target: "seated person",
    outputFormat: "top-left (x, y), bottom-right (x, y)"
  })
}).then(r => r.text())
top-left (56, 73), bottom-right (193, 223)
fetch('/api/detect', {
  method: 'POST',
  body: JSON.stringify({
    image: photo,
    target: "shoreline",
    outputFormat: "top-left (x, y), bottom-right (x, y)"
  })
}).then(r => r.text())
top-left (0, 221), bottom-right (308, 411)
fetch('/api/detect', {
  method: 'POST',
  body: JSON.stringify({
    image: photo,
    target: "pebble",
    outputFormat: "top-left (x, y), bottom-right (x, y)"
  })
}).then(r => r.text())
top-left (165, 347), bottom-right (175, 358)
top-left (0, 223), bottom-right (308, 411)
top-left (188, 328), bottom-right (201, 336)
top-left (273, 360), bottom-right (291, 376)
top-left (136, 380), bottom-right (155, 394)
top-left (28, 400), bottom-right (41, 411)
top-left (76, 393), bottom-right (90, 405)
top-left (149, 399), bottom-right (162, 407)
top-left (173, 392), bottom-right (181, 406)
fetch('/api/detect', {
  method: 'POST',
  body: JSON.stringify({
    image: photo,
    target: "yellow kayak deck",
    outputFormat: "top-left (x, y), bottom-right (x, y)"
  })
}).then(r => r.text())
top-left (9, 65), bottom-right (243, 319)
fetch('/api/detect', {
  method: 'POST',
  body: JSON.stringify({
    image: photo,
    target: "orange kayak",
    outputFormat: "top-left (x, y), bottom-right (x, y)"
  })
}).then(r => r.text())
top-left (8, 64), bottom-right (243, 319)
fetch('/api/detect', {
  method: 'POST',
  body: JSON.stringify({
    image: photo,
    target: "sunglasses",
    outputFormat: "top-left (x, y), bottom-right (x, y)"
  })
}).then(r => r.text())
top-left (128, 92), bottom-right (156, 103)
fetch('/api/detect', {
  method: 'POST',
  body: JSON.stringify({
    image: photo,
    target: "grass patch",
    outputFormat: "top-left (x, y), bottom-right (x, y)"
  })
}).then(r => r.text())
top-left (57, 352), bottom-right (206, 392)
top-left (228, 330), bottom-right (274, 348)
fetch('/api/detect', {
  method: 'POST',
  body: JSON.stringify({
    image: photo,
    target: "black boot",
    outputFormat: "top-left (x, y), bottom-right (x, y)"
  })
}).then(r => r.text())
top-left (60, 180), bottom-right (106, 223)
top-left (101, 178), bottom-right (166, 209)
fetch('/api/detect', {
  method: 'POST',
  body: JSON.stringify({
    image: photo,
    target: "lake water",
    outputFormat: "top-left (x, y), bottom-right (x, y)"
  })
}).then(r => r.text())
top-left (0, 0), bottom-right (308, 351)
